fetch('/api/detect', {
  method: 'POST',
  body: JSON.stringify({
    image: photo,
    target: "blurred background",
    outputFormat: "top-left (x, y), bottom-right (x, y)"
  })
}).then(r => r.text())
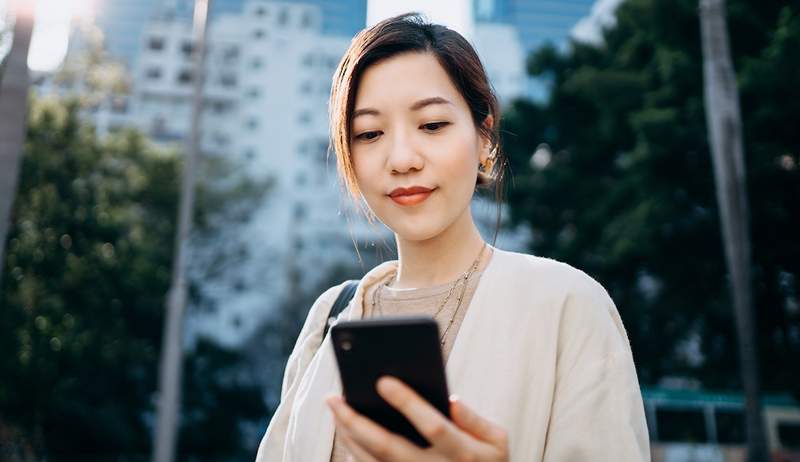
top-left (0, 0), bottom-right (798, 461)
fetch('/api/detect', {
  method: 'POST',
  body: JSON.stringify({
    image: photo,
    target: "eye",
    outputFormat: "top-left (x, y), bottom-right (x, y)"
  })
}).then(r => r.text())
top-left (421, 121), bottom-right (450, 132)
top-left (355, 130), bottom-right (382, 142)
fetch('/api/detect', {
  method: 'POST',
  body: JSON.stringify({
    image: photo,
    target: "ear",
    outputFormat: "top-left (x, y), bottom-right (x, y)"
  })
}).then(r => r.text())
top-left (478, 114), bottom-right (494, 164)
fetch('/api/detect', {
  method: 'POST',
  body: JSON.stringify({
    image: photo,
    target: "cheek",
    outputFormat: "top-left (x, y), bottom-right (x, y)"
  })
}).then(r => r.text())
top-left (437, 133), bottom-right (480, 185)
top-left (351, 148), bottom-right (380, 194)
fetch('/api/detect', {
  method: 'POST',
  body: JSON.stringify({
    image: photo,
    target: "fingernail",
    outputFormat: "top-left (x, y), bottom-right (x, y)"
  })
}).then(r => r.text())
top-left (376, 376), bottom-right (399, 394)
top-left (449, 394), bottom-right (460, 403)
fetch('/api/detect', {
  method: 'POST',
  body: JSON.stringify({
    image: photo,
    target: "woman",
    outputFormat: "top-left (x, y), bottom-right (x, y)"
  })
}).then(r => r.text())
top-left (257, 13), bottom-right (650, 462)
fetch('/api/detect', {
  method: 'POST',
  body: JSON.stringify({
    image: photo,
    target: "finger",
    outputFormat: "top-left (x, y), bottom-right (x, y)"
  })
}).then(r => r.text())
top-left (338, 428), bottom-right (381, 462)
top-left (326, 395), bottom-right (421, 462)
top-left (450, 395), bottom-right (508, 448)
top-left (376, 376), bottom-right (468, 455)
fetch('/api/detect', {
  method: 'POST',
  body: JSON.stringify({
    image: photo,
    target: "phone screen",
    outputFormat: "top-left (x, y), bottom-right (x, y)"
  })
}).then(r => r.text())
top-left (330, 316), bottom-right (451, 447)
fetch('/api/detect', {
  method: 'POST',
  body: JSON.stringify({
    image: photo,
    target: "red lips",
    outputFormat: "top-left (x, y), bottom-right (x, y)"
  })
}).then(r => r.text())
top-left (388, 186), bottom-right (435, 206)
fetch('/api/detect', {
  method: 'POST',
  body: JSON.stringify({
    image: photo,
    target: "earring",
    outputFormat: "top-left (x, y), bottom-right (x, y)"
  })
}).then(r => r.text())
top-left (480, 153), bottom-right (496, 172)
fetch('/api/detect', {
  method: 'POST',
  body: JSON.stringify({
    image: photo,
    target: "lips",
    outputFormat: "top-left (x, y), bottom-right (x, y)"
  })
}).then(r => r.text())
top-left (388, 186), bottom-right (435, 206)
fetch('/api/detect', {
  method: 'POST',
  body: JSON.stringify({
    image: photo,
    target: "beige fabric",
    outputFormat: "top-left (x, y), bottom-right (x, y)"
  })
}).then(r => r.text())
top-left (255, 247), bottom-right (651, 462)
top-left (330, 265), bottom-right (486, 462)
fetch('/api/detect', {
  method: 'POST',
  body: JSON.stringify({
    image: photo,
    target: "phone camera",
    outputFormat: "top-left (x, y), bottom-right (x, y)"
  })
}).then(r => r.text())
top-left (340, 340), bottom-right (352, 351)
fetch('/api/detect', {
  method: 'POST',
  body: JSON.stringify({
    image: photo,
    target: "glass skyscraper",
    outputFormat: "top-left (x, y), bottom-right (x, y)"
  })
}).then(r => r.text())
top-left (166, 0), bottom-right (366, 37)
top-left (474, 0), bottom-right (596, 54)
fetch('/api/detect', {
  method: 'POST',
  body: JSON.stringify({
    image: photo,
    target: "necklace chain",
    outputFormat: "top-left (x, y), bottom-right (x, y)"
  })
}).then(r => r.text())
top-left (372, 243), bottom-right (488, 346)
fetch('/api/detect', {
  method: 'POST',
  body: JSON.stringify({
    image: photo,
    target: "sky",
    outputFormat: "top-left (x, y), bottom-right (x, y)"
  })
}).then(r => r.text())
top-left (571, 0), bottom-right (624, 44)
top-left (0, 0), bottom-right (97, 71)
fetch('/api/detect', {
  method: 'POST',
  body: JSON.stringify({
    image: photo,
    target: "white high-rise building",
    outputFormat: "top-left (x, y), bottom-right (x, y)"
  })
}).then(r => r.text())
top-left (128, 1), bottom-right (386, 347)
top-left (131, 12), bottom-right (243, 153)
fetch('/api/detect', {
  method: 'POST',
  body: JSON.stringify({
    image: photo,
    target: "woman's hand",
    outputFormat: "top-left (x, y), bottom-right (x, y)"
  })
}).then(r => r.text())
top-left (325, 376), bottom-right (509, 462)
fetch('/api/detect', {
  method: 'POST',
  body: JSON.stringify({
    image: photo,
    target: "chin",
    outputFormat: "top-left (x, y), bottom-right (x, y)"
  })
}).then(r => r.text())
top-left (383, 214), bottom-right (452, 243)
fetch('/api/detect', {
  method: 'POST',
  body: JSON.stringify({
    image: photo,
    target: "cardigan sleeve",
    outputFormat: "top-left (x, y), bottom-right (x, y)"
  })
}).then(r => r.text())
top-left (542, 275), bottom-right (651, 462)
top-left (255, 283), bottom-right (345, 462)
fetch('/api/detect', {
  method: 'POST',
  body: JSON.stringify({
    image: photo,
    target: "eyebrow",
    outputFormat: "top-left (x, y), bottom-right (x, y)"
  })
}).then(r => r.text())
top-left (351, 96), bottom-right (454, 120)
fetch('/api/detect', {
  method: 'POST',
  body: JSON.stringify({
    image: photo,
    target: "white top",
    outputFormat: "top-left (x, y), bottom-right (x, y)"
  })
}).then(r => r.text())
top-left (256, 247), bottom-right (651, 461)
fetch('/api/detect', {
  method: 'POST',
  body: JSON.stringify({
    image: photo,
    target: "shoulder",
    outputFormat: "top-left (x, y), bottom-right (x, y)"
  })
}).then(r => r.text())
top-left (493, 249), bottom-right (611, 302)
top-left (492, 249), bottom-right (624, 340)
top-left (295, 281), bottom-right (356, 343)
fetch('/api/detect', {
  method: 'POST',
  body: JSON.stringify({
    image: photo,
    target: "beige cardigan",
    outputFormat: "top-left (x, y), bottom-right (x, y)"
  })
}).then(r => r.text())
top-left (256, 248), bottom-right (651, 461)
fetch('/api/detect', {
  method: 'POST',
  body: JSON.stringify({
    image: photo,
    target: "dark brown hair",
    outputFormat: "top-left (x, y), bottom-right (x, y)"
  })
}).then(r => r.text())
top-left (328, 13), bottom-right (507, 237)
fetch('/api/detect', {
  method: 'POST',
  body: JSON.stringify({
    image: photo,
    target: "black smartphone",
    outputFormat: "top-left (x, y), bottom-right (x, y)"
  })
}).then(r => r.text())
top-left (330, 316), bottom-right (451, 448)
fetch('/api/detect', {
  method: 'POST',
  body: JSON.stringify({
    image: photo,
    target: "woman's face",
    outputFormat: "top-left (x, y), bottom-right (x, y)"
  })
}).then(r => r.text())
top-left (349, 52), bottom-right (489, 242)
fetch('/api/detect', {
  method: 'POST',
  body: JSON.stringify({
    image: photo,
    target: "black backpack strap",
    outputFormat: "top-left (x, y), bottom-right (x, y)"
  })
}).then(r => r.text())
top-left (321, 280), bottom-right (359, 345)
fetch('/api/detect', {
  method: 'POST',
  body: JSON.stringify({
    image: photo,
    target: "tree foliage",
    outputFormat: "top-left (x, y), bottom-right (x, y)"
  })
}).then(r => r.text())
top-left (0, 99), bottom-right (267, 460)
top-left (0, 99), bottom-right (176, 457)
top-left (502, 0), bottom-right (799, 394)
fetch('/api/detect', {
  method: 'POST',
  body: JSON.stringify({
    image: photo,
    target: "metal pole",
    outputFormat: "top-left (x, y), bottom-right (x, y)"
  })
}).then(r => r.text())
top-left (152, 1), bottom-right (210, 461)
top-left (699, 0), bottom-right (768, 460)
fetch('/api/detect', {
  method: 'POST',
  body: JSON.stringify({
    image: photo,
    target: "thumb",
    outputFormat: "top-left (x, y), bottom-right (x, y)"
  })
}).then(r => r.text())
top-left (449, 396), bottom-right (508, 448)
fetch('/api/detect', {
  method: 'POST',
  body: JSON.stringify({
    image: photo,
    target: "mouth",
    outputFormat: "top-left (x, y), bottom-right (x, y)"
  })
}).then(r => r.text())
top-left (388, 186), bottom-right (436, 206)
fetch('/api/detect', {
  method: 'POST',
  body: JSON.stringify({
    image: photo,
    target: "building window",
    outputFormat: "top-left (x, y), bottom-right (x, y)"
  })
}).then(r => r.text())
top-left (145, 67), bottom-right (162, 80)
top-left (298, 112), bottom-right (311, 124)
top-left (301, 12), bottom-right (313, 28)
top-left (246, 87), bottom-right (260, 99)
top-left (250, 57), bottom-right (263, 70)
top-left (293, 203), bottom-right (306, 221)
top-left (254, 6), bottom-right (266, 16)
top-left (245, 118), bottom-right (259, 130)
top-left (151, 116), bottom-right (167, 137)
top-left (244, 148), bottom-right (256, 160)
top-left (316, 139), bottom-right (330, 161)
top-left (296, 172), bottom-right (307, 186)
top-left (111, 97), bottom-right (128, 114)
top-left (223, 46), bottom-right (239, 63)
top-left (210, 101), bottom-right (228, 113)
top-left (219, 73), bottom-right (237, 87)
top-left (212, 132), bottom-right (230, 147)
top-left (147, 36), bottom-right (165, 51)
top-left (655, 408), bottom-right (708, 443)
top-left (300, 81), bottom-right (311, 94)
top-left (302, 53), bottom-right (313, 67)
top-left (253, 28), bottom-right (265, 39)
top-left (778, 421), bottom-right (800, 450)
top-left (180, 41), bottom-right (194, 58)
top-left (177, 69), bottom-right (193, 84)
top-left (277, 8), bottom-right (288, 26)
top-left (715, 409), bottom-right (745, 444)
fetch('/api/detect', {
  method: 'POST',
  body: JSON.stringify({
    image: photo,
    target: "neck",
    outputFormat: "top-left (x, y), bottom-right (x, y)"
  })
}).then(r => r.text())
top-left (392, 209), bottom-right (487, 289)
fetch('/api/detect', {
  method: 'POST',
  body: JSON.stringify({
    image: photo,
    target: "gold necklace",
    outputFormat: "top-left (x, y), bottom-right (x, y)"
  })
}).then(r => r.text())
top-left (372, 243), bottom-right (488, 346)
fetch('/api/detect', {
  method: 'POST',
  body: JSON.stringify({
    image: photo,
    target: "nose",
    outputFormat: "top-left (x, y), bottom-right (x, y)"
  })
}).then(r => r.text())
top-left (386, 129), bottom-right (424, 174)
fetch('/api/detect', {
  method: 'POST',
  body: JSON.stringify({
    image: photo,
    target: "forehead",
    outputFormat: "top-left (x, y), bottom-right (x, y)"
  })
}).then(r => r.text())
top-left (354, 52), bottom-right (467, 113)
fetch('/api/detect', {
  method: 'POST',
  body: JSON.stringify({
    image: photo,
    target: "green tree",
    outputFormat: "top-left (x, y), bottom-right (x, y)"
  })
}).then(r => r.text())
top-left (0, 99), bottom-right (272, 460)
top-left (503, 0), bottom-right (799, 394)
top-left (0, 99), bottom-right (177, 458)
